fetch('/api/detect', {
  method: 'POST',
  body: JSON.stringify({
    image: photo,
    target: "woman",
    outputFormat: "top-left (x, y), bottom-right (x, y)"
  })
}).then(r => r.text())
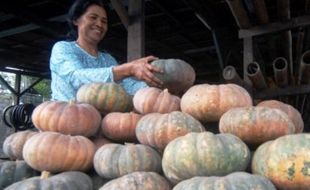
top-left (50, 0), bottom-right (163, 101)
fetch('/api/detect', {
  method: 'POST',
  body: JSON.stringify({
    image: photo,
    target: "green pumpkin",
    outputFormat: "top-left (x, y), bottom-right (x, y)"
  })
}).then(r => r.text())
top-left (76, 82), bottom-right (133, 114)
top-left (5, 171), bottom-right (93, 190)
top-left (173, 172), bottom-right (276, 190)
top-left (0, 160), bottom-right (39, 189)
top-left (252, 133), bottom-right (310, 190)
top-left (150, 59), bottom-right (195, 95)
top-left (162, 132), bottom-right (250, 185)
top-left (99, 171), bottom-right (171, 190)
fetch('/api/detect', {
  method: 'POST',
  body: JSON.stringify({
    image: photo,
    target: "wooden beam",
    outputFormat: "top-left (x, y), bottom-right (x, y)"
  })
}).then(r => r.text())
top-left (239, 15), bottom-right (310, 38)
top-left (225, 0), bottom-right (251, 29)
top-left (127, 0), bottom-right (145, 61)
top-left (254, 85), bottom-right (310, 99)
top-left (110, 0), bottom-right (129, 30)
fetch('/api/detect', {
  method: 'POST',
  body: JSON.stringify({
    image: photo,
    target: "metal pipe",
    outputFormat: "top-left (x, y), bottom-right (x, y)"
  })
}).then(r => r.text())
top-left (299, 50), bottom-right (310, 84)
top-left (222, 65), bottom-right (244, 85)
top-left (273, 57), bottom-right (288, 87)
top-left (246, 61), bottom-right (267, 89)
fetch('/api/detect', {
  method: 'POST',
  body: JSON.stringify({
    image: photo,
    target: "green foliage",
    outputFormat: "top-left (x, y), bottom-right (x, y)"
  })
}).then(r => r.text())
top-left (33, 79), bottom-right (51, 99)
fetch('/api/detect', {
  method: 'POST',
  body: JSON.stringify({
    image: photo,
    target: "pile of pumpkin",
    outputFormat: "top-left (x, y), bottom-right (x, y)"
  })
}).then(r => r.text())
top-left (1, 59), bottom-right (308, 190)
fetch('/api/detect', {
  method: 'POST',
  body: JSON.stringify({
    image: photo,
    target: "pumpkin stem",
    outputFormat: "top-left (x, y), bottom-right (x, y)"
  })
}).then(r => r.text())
top-left (40, 171), bottom-right (51, 179)
top-left (68, 99), bottom-right (76, 105)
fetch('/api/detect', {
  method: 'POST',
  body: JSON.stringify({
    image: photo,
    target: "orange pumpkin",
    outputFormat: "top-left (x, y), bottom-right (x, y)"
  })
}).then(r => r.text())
top-left (136, 111), bottom-right (205, 151)
top-left (23, 132), bottom-right (95, 173)
top-left (181, 83), bottom-right (252, 123)
top-left (32, 101), bottom-right (101, 137)
top-left (257, 100), bottom-right (304, 133)
top-left (219, 106), bottom-right (295, 146)
top-left (101, 112), bottom-right (142, 142)
top-left (133, 87), bottom-right (180, 114)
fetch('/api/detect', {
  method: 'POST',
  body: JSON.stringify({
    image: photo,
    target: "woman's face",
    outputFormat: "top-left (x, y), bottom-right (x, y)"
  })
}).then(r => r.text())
top-left (74, 4), bottom-right (108, 44)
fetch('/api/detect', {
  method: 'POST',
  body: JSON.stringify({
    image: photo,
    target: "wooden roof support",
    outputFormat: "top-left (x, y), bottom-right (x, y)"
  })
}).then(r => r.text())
top-left (110, 0), bottom-right (129, 30)
top-left (127, 0), bottom-right (145, 61)
top-left (239, 15), bottom-right (310, 38)
top-left (225, 0), bottom-right (251, 29)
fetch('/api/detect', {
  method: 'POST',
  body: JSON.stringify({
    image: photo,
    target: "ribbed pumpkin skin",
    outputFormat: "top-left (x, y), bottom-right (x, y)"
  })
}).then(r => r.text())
top-left (32, 101), bottom-right (101, 137)
top-left (173, 172), bottom-right (276, 190)
top-left (150, 59), bottom-right (195, 96)
top-left (136, 111), bottom-right (205, 151)
top-left (100, 171), bottom-right (171, 190)
top-left (23, 132), bottom-right (95, 173)
top-left (0, 160), bottom-right (39, 189)
top-left (3, 130), bottom-right (38, 160)
top-left (76, 82), bottom-right (132, 114)
top-left (101, 112), bottom-right (142, 142)
top-left (257, 100), bottom-right (304, 133)
top-left (133, 87), bottom-right (180, 114)
top-left (162, 132), bottom-right (250, 185)
top-left (5, 171), bottom-right (93, 190)
top-left (252, 134), bottom-right (310, 190)
top-left (181, 83), bottom-right (252, 123)
top-left (219, 106), bottom-right (295, 145)
top-left (94, 143), bottom-right (162, 179)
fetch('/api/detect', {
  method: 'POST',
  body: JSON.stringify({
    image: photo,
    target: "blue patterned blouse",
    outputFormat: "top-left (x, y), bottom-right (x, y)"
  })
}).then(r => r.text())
top-left (50, 41), bottom-right (147, 101)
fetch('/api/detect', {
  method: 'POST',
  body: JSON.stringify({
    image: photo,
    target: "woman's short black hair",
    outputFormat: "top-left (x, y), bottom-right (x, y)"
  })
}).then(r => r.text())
top-left (66, 0), bottom-right (106, 40)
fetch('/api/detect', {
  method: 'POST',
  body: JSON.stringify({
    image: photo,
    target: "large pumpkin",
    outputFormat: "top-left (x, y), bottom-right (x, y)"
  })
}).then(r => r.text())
top-left (32, 101), bottom-right (101, 137)
top-left (219, 106), bottom-right (295, 146)
top-left (23, 132), bottom-right (95, 173)
top-left (252, 134), bottom-right (310, 190)
top-left (162, 132), bottom-right (250, 185)
top-left (257, 100), bottom-right (304, 133)
top-left (99, 171), bottom-right (171, 190)
top-left (133, 87), bottom-right (180, 114)
top-left (181, 83), bottom-right (252, 123)
top-left (3, 130), bottom-right (38, 160)
top-left (173, 172), bottom-right (276, 190)
top-left (136, 111), bottom-right (205, 151)
top-left (0, 160), bottom-right (39, 189)
top-left (5, 171), bottom-right (92, 190)
top-left (101, 112), bottom-right (142, 142)
top-left (150, 59), bottom-right (195, 95)
top-left (76, 82), bottom-right (132, 114)
top-left (94, 143), bottom-right (162, 179)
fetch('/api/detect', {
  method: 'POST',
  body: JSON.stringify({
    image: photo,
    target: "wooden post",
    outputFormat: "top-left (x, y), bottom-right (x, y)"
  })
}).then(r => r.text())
top-left (127, 0), bottom-right (145, 61)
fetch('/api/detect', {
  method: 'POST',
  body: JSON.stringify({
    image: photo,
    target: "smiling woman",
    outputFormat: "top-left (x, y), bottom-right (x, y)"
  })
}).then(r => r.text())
top-left (49, 0), bottom-right (163, 101)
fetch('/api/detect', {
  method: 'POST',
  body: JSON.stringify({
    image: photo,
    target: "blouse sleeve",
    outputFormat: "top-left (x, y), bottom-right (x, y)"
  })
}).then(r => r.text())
top-left (50, 41), bottom-right (116, 90)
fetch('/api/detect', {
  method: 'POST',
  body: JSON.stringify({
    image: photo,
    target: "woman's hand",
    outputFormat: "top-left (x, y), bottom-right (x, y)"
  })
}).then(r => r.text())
top-left (129, 56), bottom-right (163, 87)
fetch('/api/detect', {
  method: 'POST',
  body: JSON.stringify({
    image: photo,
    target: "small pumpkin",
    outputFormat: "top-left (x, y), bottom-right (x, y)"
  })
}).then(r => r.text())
top-left (101, 112), bottom-right (142, 142)
top-left (3, 130), bottom-right (38, 160)
top-left (252, 133), bottom-right (310, 190)
top-left (173, 172), bottom-right (276, 190)
top-left (23, 132), bottom-right (95, 173)
top-left (257, 99), bottom-right (304, 133)
top-left (76, 82), bottom-right (133, 114)
top-left (219, 106), bottom-right (295, 146)
top-left (150, 58), bottom-right (195, 95)
top-left (0, 160), bottom-right (39, 189)
top-left (94, 143), bottom-right (162, 179)
top-left (133, 87), bottom-right (180, 114)
top-left (5, 171), bottom-right (92, 190)
top-left (181, 83), bottom-right (252, 123)
top-left (136, 111), bottom-right (205, 151)
top-left (162, 132), bottom-right (250, 185)
top-left (32, 101), bottom-right (101, 137)
top-left (99, 171), bottom-right (171, 190)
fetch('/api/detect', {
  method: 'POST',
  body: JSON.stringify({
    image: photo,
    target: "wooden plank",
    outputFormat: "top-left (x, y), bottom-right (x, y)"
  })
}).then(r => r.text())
top-left (239, 15), bottom-right (310, 38)
top-left (127, 0), bottom-right (145, 61)
top-left (254, 85), bottom-right (310, 99)
top-left (110, 0), bottom-right (129, 30)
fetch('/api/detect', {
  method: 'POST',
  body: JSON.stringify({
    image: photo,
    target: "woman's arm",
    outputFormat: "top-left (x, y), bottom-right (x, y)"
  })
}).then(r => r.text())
top-left (112, 56), bottom-right (163, 88)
